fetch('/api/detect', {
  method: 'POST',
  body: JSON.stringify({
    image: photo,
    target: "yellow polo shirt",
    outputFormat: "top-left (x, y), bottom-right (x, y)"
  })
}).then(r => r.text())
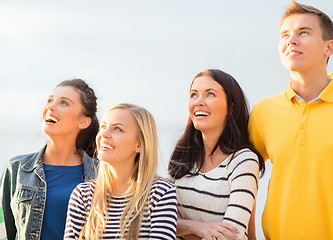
top-left (249, 74), bottom-right (333, 240)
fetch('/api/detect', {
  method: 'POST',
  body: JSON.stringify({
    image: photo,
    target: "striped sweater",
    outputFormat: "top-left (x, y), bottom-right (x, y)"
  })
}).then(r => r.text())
top-left (64, 178), bottom-right (178, 239)
top-left (175, 148), bottom-right (259, 240)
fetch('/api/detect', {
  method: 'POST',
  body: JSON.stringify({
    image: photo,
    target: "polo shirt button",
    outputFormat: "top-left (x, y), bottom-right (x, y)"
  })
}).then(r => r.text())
top-left (300, 124), bottom-right (304, 129)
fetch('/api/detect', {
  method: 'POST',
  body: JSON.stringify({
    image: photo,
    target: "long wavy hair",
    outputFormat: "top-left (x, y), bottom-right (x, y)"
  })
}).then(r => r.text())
top-left (79, 103), bottom-right (158, 239)
top-left (168, 69), bottom-right (265, 179)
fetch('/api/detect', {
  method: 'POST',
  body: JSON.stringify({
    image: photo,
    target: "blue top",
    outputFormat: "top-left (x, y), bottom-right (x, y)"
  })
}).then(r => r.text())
top-left (41, 164), bottom-right (84, 240)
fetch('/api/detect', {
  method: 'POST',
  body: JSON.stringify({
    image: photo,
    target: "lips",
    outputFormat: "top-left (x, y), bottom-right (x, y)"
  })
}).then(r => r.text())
top-left (100, 142), bottom-right (115, 151)
top-left (194, 110), bottom-right (210, 118)
top-left (44, 114), bottom-right (59, 124)
top-left (286, 49), bottom-right (302, 57)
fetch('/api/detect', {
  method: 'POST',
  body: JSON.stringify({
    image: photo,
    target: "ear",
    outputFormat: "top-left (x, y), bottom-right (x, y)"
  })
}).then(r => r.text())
top-left (135, 143), bottom-right (141, 153)
top-left (79, 116), bottom-right (91, 130)
top-left (325, 40), bottom-right (333, 58)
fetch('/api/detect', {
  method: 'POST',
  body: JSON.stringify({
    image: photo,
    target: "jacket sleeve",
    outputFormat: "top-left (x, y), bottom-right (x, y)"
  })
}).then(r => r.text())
top-left (0, 161), bottom-right (17, 240)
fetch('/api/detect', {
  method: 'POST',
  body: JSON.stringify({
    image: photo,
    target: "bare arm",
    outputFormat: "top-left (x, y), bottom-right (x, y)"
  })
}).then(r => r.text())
top-left (177, 215), bottom-right (239, 240)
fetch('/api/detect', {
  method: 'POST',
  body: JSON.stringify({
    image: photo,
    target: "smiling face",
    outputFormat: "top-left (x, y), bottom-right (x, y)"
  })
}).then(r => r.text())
top-left (42, 86), bottom-right (90, 138)
top-left (188, 75), bottom-right (228, 135)
top-left (96, 108), bottom-right (141, 167)
top-left (279, 13), bottom-right (331, 73)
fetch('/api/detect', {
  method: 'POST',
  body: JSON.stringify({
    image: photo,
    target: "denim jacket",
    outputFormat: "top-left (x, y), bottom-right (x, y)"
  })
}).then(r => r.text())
top-left (0, 146), bottom-right (98, 240)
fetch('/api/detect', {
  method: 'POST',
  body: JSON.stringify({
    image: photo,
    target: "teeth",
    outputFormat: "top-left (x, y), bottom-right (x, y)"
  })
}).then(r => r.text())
top-left (195, 111), bottom-right (209, 117)
top-left (101, 144), bottom-right (114, 150)
top-left (45, 115), bottom-right (58, 123)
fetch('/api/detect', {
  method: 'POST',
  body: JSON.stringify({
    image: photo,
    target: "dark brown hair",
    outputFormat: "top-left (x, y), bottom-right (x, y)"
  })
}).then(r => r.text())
top-left (168, 69), bottom-right (265, 179)
top-left (58, 79), bottom-right (99, 157)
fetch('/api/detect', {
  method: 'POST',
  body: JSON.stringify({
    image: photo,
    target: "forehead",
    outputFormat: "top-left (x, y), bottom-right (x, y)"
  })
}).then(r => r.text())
top-left (280, 13), bottom-right (321, 32)
top-left (103, 108), bottom-right (137, 126)
top-left (191, 75), bottom-right (224, 91)
top-left (52, 86), bottom-right (80, 100)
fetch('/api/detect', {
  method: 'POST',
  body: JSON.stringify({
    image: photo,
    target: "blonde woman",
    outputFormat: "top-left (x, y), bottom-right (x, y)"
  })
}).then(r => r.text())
top-left (64, 103), bottom-right (178, 239)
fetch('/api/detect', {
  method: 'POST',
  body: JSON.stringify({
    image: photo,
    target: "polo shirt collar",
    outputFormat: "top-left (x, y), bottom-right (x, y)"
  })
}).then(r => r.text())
top-left (286, 73), bottom-right (333, 103)
top-left (286, 82), bottom-right (297, 101)
top-left (319, 73), bottom-right (333, 102)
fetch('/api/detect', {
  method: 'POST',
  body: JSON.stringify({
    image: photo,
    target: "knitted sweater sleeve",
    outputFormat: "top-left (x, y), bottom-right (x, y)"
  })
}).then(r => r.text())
top-left (223, 150), bottom-right (259, 239)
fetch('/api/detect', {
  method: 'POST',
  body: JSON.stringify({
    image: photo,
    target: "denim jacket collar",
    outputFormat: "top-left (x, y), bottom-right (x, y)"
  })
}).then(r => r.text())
top-left (21, 145), bottom-right (97, 181)
top-left (21, 146), bottom-right (46, 172)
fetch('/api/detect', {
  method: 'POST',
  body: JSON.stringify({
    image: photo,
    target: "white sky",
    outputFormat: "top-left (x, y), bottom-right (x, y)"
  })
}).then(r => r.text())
top-left (0, 1), bottom-right (332, 238)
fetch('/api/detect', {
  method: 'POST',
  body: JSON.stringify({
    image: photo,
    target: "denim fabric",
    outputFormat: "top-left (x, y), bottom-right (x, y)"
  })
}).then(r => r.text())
top-left (0, 146), bottom-right (98, 240)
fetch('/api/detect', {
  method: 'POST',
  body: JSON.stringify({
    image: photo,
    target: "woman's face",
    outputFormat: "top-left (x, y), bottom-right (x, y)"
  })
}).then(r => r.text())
top-left (96, 108), bottom-right (141, 167)
top-left (42, 86), bottom-right (90, 138)
top-left (188, 75), bottom-right (228, 135)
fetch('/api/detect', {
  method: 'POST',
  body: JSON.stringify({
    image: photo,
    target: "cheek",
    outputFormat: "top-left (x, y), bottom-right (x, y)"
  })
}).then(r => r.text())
top-left (95, 133), bottom-right (101, 149)
top-left (188, 100), bottom-right (194, 113)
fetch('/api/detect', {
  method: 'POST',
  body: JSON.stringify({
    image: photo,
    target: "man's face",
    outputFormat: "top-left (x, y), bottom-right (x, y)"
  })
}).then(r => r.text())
top-left (279, 14), bottom-right (331, 73)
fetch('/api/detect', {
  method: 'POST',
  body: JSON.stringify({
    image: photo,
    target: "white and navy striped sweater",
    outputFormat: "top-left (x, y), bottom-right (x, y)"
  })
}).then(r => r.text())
top-left (175, 148), bottom-right (259, 240)
top-left (64, 178), bottom-right (178, 239)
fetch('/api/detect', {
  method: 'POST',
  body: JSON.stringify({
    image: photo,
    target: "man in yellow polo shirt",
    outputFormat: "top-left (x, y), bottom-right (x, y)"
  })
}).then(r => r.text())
top-left (249, 1), bottom-right (333, 239)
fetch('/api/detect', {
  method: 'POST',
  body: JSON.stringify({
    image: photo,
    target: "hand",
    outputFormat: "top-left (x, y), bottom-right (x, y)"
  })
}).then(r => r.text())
top-left (190, 221), bottom-right (239, 240)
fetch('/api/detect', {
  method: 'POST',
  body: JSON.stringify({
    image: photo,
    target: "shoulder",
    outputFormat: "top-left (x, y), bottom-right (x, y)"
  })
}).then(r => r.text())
top-left (252, 91), bottom-right (287, 113)
top-left (150, 178), bottom-right (176, 201)
top-left (71, 180), bottom-right (95, 200)
top-left (5, 151), bottom-right (40, 173)
top-left (227, 149), bottom-right (259, 169)
top-left (151, 178), bottom-right (175, 193)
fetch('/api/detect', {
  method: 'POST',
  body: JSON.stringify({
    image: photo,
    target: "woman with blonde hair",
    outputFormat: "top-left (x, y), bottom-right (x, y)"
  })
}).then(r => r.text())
top-left (64, 103), bottom-right (178, 239)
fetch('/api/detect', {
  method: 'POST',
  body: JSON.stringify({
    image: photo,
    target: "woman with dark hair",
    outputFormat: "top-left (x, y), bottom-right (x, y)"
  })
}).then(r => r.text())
top-left (0, 79), bottom-right (99, 240)
top-left (168, 69), bottom-right (265, 240)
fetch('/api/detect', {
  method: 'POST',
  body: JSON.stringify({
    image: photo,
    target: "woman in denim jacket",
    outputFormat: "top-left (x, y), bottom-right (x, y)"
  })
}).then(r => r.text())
top-left (0, 79), bottom-right (99, 240)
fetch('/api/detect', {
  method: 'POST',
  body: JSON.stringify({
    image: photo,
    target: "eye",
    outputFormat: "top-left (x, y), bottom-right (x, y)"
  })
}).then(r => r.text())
top-left (61, 100), bottom-right (69, 106)
top-left (114, 126), bottom-right (123, 132)
top-left (300, 31), bottom-right (309, 35)
top-left (190, 92), bottom-right (198, 98)
top-left (47, 98), bottom-right (53, 104)
top-left (280, 33), bottom-right (289, 39)
top-left (207, 92), bottom-right (215, 97)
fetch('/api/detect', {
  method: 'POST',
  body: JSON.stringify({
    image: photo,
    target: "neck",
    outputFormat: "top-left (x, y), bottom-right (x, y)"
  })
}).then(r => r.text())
top-left (108, 162), bottom-right (135, 197)
top-left (43, 139), bottom-right (81, 166)
top-left (201, 130), bottom-right (220, 156)
top-left (290, 68), bottom-right (330, 102)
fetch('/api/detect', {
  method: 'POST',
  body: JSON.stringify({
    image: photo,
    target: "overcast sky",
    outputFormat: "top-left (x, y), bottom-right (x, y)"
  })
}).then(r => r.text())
top-left (1, 0), bottom-right (332, 238)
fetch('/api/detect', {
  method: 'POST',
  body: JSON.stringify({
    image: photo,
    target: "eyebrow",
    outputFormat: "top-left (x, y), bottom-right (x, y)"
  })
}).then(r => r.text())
top-left (49, 95), bottom-right (74, 104)
top-left (280, 26), bottom-right (313, 35)
top-left (190, 88), bottom-right (218, 92)
top-left (113, 123), bottom-right (125, 127)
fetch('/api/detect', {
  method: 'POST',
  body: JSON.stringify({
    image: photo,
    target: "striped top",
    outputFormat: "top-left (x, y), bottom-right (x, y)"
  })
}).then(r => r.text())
top-left (64, 178), bottom-right (178, 240)
top-left (175, 148), bottom-right (259, 240)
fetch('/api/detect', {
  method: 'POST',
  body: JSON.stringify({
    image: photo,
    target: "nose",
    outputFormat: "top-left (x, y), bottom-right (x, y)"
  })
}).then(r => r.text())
top-left (100, 128), bottom-right (111, 139)
top-left (287, 33), bottom-right (298, 46)
top-left (47, 101), bottom-right (56, 111)
top-left (195, 95), bottom-right (205, 106)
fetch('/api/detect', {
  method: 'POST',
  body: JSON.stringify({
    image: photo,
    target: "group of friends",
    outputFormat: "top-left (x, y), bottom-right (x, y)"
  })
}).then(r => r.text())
top-left (1, 1), bottom-right (333, 239)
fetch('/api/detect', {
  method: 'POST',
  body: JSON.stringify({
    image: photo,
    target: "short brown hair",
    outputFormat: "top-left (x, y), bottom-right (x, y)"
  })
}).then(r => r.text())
top-left (280, 1), bottom-right (333, 41)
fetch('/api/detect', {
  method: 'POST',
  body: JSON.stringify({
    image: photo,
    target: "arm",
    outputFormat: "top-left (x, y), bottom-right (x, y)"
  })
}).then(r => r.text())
top-left (248, 107), bottom-right (268, 162)
top-left (177, 216), bottom-right (239, 240)
top-left (63, 186), bottom-right (86, 239)
top-left (247, 202), bottom-right (257, 240)
top-left (0, 162), bottom-right (17, 240)
top-left (150, 183), bottom-right (178, 240)
top-left (222, 151), bottom-right (260, 239)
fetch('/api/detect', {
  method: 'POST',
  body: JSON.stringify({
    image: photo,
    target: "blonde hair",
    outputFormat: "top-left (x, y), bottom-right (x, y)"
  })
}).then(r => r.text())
top-left (79, 103), bottom-right (158, 239)
top-left (280, 1), bottom-right (333, 40)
